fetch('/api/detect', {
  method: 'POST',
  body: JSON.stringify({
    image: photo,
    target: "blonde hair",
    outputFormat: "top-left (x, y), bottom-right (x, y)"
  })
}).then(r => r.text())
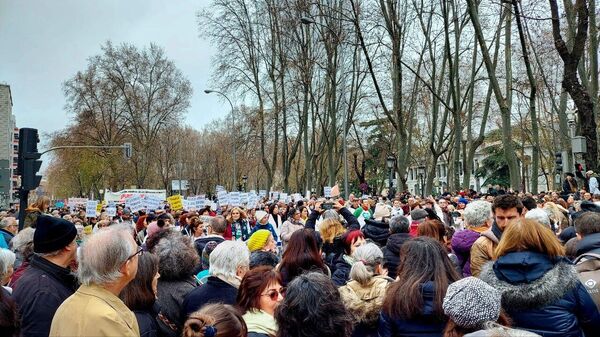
top-left (319, 218), bottom-right (346, 243)
top-left (494, 219), bottom-right (565, 259)
top-left (226, 207), bottom-right (247, 223)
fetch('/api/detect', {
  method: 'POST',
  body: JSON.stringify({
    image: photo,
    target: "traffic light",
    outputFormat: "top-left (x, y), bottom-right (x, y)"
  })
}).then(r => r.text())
top-left (123, 142), bottom-right (132, 160)
top-left (555, 152), bottom-right (563, 172)
top-left (17, 128), bottom-right (42, 191)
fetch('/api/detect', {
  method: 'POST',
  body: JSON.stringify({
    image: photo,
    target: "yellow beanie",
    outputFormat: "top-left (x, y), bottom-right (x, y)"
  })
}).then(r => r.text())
top-left (247, 229), bottom-right (272, 252)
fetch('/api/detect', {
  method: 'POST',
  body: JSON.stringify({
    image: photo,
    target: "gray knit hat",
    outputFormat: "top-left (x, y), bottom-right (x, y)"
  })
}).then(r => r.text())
top-left (443, 277), bottom-right (502, 329)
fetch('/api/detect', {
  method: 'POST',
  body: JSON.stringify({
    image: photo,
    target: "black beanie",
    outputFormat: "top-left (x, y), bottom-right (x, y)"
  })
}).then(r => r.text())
top-left (34, 215), bottom-right (77, 253)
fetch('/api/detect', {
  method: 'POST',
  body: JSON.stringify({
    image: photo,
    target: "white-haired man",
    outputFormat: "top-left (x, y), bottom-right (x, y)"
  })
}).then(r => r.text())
top-left (451, 200), bottom-right (493, 277)
top-left (50, 225), bottom-right (140, 337)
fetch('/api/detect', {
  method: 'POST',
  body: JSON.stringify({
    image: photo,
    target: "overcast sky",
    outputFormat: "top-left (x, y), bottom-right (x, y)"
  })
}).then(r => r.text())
top-left (0, 0), bottom-right (227, 146)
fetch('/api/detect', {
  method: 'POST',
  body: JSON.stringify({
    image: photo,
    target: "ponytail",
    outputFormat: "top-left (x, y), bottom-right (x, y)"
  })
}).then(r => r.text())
top-left (349, 242), bottom-right (384, 285)
top-left (349, 259), bottom-right (375, 285)
top-left (182, 304), bottom-right (247, 337)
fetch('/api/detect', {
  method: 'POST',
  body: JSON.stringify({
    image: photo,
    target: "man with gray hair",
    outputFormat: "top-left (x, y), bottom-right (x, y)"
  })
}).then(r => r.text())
top-left (13, 216), bottom-right (78, 337)
top-left (383, 216), bottom-right (411, 279)
top-left (182, 240), bottom-right (250, 319)
top-left (50, 225), bottom-right (140, 336)
top-left (524, 208), bottom-right (552, 228)
top-left (0, 216), bottom-right (17, 246)
top-left (451, 200), bottom-right (492, 277)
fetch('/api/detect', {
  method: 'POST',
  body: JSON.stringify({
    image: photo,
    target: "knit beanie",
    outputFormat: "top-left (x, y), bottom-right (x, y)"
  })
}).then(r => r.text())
top-left (34, 215), bottom-right (78, 253)
top-left (443, 277), bottom-right (502, 329)
top-left (247, 229), bottom-right (271, 252)
top-left (201, 241), bottom-right (219, 270)
top-left (255, 210), bottom-right (269, 223)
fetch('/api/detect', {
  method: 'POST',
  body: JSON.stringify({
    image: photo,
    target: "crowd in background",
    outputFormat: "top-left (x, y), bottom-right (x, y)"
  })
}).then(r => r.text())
top-left (0, 185), bottom-right (600, 337)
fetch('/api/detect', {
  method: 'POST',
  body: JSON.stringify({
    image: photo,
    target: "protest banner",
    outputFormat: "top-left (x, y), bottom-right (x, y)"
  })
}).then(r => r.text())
top-left (86, 200), bottom-right (99, 218)
top-left (126, 195), bottom-right (145, 213)
top-left (167, 195), bottom-right (184, 211)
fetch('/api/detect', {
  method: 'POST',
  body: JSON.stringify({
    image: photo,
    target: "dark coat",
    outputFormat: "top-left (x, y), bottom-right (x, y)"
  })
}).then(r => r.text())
top-left (450, 229), bottom-right (481, 277)
top-left (479, 251), bottom-right (600, 337)
top-left (305, 207), bottom-right (360, 231)
top-left (134, 302), bottom-right (161, 337)
top-left (12, 254), bottom-right (79, 337)
top-left (382, 233), bottom-right (411, 280)
top-left (362, 219), bottom-right (390, 247)
top-left (576, 232), bottom-right (600, 257)
top-left (193, 236), bottom-right (225, 259)
top-left (181, 276), bottom-right (238, 321)
top-left (248, 333), bottom-right (269, 337)
top-left (377, 282), bottom-right (446, 337)
top-left (156, 277), bottom-right (198, 337)
top-left (331, 254), bottom-right (352, 287)
top-left (250, 223), bottom-right (279, 242)
top-left (323, 236), bottom-right (345, 270)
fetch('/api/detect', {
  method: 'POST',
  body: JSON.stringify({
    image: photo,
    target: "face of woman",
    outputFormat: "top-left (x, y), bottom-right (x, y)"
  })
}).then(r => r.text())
top-left (301, 208), bottom-right (308, 218)
top-left (263, 234), bottom-right (277, 253)
top-left (293, 210), bottom-right (301, 221)
top-left (152, 271), bottom-right (160, 297)
top-left (258, 282), bottom-right (284, 316)
top-left (272, 206), bottom-right (279, 214)
top-left (350, 237), bottom-right (366, 255)
top-left (232, 210), bottom-right (241, 221)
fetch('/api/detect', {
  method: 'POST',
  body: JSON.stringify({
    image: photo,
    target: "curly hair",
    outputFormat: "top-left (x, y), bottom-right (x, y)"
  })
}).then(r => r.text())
top-left (151, 230), bottom-right (200, 280)
top-left (275, 272), bottom-right (353, 337)
top-left (319, 218), bottom-right (346, 244)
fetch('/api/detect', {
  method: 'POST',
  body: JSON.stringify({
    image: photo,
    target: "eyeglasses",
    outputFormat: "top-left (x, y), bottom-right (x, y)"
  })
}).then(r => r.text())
top-left (262, 287), bottom-right (286, 301)
top-left (127, 247), bottom-right (144, 261)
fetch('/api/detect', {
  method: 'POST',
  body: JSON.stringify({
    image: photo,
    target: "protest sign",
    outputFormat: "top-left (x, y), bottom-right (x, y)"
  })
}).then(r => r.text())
top-left (126, 195), bottom-right (145, 213)
top-left (229, 192), bottom-right (241, 207)
top-left (144, 195), bottom-right (162, 211)
top-left (167, 195), bottom-right (184, 211)
top-left (324, 186), bottom-right (332, 198)
top-left (86, 200), bottom-right (99, 218)
top-left (106, 207), bottom-right (117, 217)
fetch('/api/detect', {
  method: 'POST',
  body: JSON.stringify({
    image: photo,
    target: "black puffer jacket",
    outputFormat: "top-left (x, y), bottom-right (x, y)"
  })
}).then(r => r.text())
top-left (479, 251), bottom-right (600, 337)
top-left (331, 254), bottom-right (353, 287)
top-left (382, 233), bottom-right (411, 280)
top-left (362, 219), bottom-right (390, 247)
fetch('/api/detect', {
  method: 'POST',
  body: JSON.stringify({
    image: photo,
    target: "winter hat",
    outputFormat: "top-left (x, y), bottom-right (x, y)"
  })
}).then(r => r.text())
top-left (373, 203), bottom-right (391, 221)
top-left (458, 197), bottom-right (469, 205)
top-left (443, 277), bottom-right (502, 329)
top-left (247, 229), bottom-right (272, 252)
top-left (201, 241), bottom-right (220, 270)
top-left (410, 209), bottom-right (428, 222)
top-left (34, 215), bottom-right (77, 253)
top-left (255, 210), bottom-right (269, 223)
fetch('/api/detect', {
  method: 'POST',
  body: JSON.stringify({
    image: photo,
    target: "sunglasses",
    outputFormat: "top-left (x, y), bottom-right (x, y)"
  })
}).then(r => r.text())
top-left (262, 287), bottom-right (286, 301)
top-left (127, 247), bottom-right (144, 261)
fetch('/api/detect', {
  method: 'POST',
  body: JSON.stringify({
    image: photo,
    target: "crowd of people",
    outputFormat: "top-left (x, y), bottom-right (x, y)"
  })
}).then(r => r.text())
top-left (0, 186), bottom-right (600, 337)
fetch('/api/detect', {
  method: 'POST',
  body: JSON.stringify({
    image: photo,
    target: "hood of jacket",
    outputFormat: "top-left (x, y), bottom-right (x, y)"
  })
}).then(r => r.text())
top-left (479, 252), bottom-right (579, 310)
top-left (451, 229), bottom-right (481, 254)
top-left (339, 276), bottom-right (391, 325)
top-left (576, 232), bottom-right (600, 257)
top-left (243, 309), bottom-right (277, 336)
top-left (385, 233), bottom-right (411, 255)
top-left (363, 219), bottom-right (390, 245)
top-left (480, 228), bottom-right (499, 244)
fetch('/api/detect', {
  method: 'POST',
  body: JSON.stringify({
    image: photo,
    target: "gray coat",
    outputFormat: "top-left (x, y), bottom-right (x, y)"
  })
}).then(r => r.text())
top-left (156, 277), bottom-right (198, 337)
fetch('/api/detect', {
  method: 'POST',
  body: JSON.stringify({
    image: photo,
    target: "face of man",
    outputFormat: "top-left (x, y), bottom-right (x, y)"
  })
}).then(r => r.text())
top-left (494, 207), bottom-right (520, 231)
top-left (439, 199), bottom-right (449, 211)
top-left (5, 218), bottom-right (17, 234)
top-left (585, 193), bottom-right (592, 201)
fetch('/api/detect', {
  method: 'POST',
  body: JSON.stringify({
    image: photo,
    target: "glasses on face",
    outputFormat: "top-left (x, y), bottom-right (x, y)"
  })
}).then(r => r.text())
top-left (127, 247), bottom-right (144, 261)
top-left (262, 287), bottom-right (286, 301)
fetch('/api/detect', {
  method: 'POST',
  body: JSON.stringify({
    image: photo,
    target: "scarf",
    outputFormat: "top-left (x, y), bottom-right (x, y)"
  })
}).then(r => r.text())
top-left (491, 221), bottom-right (503, 241)
top-left (216, 274), bottom-right (241, 289)
top-left (243, 310), bottom-right (278, 336)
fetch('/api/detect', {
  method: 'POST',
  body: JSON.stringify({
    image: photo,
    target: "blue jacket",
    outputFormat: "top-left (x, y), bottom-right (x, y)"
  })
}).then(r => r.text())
top-left (331, 254), bottom-right (352, 287)
top-left (479, 251), bottom-right (600, 337)
top-left (378, 282), bottom-right (446, 337)
top-left (250, 223), bottom-right (278, 242)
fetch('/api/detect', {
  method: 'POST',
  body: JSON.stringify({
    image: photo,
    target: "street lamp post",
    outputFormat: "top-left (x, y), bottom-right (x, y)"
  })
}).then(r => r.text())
top-left (418, 166), bottom-right (426, 198)
top-left (300, 17), bottom-right (349, 199)
top-left (204, 89), bottom-right (237, 190)
top-left (242, 175), bottom-right (248, 192)
top-left (386, 155), bottom-right (396, 199)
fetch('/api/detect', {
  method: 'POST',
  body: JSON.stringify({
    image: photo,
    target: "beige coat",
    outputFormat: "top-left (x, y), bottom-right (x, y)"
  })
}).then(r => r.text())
top-left (50, 284), bottom-right (140, 337)
top-left (339, 275), bottom-right (390, 325)
top-left (280, 220), bottom-right (304, 250)
top-left (470, 229), bottom-right (499, 277)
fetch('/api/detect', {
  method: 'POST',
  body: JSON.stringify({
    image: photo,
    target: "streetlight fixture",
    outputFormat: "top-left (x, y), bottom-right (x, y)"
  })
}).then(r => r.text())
top-left (204, 89), bottom-right (237, 190)
top-left (418, 166), bottom-right (426, 198)
top-left (300, 17), bottom-right (316, 25)
top-left (242, 175), bottom-right (248, 192)
top-left (386, 155), bottom-right (396, 199)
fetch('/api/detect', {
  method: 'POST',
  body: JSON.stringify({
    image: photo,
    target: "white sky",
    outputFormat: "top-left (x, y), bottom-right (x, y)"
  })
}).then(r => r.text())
top-left (0, 0), bottom-right (227, 146)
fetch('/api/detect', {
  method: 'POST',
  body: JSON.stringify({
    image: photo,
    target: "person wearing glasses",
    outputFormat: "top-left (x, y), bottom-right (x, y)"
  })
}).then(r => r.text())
top-left (50, 225), bottom-right (141, 337)
top-left (237, 266), bottom-right (284, 337)
top-left (0, 217), bottom-right (17, 246)
top-left (13, 216), bottom-right (78, 337)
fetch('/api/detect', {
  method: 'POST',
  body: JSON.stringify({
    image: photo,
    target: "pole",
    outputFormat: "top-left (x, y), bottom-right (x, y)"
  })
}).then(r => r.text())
top-left (388, 167), bottom-right (393, 198)
top-left (17, 188), bottom-right (28, 231)
top-left (343, 116), bottom-right (349, 199)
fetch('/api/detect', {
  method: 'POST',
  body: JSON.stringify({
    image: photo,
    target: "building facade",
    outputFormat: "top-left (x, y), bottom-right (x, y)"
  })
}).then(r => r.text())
top-left (0, 84), bottom-right (18, 208)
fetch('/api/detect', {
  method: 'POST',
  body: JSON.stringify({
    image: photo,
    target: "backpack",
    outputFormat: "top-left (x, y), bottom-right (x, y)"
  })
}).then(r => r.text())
top-left (574, 252), bottom-right (600, 311)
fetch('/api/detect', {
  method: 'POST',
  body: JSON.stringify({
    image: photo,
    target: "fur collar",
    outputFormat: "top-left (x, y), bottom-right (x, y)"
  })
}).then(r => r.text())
top-left (479, 260), bottom-right (578, 310)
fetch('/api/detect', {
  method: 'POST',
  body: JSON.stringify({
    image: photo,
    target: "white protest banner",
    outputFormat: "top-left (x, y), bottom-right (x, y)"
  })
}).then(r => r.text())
top-left (86, 200), bottom-right (99, 218)
top-left (183, 199), bottom-right (193, 211)
top-left (216, 185), bottom-right (225, 193)
top-left (229, 192), bottom-right (241, 207)
top-left (259, 190), bottom-right (267, 198)
top-left (106, 207), bottom-right (117, 217)
top-left (247, 195), bottom-right (258, 209)
top-left (144, 195), bottom-right (162, 211)
top-left (219, 194), bottom-right (230, 206)
top-left (250, 190), bottom-right (257, 195)
top-left (293, 193), bottom-right (303, 202)
top-left (240, 193), bottom-right (249, 205)
top-left (126, 195), bottom-right (145, 213)
top-left (324, 186), bottom-right (332, 198)
top-left (279, 193), bottom-right (288, 202)
top-left (195, 195), bottom-right (206, 209)
top-left (68, 198), bottom-right (88, 205)
top-left (269, 192), bottom-right (280, 201)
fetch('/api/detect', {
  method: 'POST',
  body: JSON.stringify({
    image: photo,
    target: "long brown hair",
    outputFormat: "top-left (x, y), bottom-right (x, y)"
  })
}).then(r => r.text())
top-left (237, 266), bottom-right (282, 314)
top-left (494, 219), bottom-right (565, 259)
top-left (418, 219), bottom-right (445, 243)
top-left (278, 229), bottom-right (327, 285)
top-left (119, 252), bottom-right (159, 311)
top-left (383, 237), bottom-right (460, 320)
top-left (443, 311), bottom-right (512, 337)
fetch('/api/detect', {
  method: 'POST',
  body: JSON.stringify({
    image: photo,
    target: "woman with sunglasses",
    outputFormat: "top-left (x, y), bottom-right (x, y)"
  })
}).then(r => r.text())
top-left (237, 266), bottom-right (284, 337)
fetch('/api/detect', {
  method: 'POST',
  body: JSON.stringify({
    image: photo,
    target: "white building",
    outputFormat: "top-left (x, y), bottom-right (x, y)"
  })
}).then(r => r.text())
top-left (0, 84), bottom-right (18, 208)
